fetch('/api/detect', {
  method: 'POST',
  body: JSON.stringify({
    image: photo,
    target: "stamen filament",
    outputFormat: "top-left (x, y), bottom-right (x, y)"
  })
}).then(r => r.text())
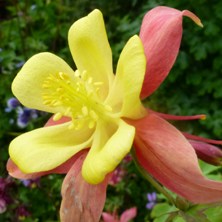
top-left (42, 70), bottom-right (115, 130)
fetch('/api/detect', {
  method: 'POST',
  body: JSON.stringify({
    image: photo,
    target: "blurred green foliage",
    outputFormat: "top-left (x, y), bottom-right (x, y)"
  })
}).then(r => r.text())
top-left (0, 0), bottom-right (222, 221)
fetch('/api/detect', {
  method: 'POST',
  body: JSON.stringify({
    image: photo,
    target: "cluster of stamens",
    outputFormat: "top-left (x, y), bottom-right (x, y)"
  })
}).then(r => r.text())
top-left (42, 70), bottom-right (112, 130)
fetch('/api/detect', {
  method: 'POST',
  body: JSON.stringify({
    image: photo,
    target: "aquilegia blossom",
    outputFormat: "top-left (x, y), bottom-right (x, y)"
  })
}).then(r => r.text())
top-left (9, 9), bottom-right (146, 184)
top-left (7, 6), bottom-right (222, 221)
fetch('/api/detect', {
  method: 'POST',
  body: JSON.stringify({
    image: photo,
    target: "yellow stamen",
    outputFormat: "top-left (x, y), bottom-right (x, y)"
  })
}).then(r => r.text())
top-left (89, 110), bottom-right (98, 121)
top-left (105, 105), bottom-right (112, 112)
top-left (42, 70), bottom-right (113, 130)
top-left (68, 122), bottom-right (75, 130)
top-left (56, 87), bottom-right (63, 92)
top-left (75, 70), bottom-right (81, 77)
top-left (94, 82), bottom-right (103, 86)
top-left (88, 77), bottom-right (93, 84)
top-left (42, 84), bottom-right (50, 89)
top-left (81, 70), bottom-right (87, 80)
top-left (59, 72), bottom-right (68, 80)
top-left (82, 106), bottom-right (89, 116)
top-left (88, 120), bottom-right (95, 129)
top-left (53, 112), bottom-right (63, 121)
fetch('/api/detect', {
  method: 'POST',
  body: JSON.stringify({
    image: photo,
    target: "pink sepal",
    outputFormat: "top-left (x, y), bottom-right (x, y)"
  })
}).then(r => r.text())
top-left (60, 151), bottom-right (110, 222)
top-left (140, 6), bottom-right (202, 99)
top-left (131, 113), bottom-right (222, 204)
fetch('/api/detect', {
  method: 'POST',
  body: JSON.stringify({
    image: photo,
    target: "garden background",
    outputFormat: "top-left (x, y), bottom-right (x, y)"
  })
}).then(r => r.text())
top-left (0, 0), bottom-right (222, 221)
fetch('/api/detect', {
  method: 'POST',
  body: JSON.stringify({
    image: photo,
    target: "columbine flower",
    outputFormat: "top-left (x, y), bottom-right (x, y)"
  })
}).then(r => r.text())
top-left (9, 9), bottom-right (147, 184)
top-left (146, 192), bottom-right (157, 210)
top-left (102, 207), bottom-right (137, 222)
top-left (7, 6), bottom-right (222, 221)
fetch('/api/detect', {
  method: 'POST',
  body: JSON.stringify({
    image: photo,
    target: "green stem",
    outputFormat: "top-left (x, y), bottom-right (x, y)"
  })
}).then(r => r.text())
top-left (7, 132), bottom-right (22, 136)
top-left (131, 149), bottom-right (175, 205)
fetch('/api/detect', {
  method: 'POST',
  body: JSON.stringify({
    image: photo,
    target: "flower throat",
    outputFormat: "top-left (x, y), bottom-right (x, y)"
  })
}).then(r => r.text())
top-left (41, 70), bottom-right (113, 130)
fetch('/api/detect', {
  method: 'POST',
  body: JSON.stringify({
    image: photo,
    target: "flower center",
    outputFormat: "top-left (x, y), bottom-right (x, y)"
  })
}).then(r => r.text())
top-left (42, 70), bottom-right (113, 130)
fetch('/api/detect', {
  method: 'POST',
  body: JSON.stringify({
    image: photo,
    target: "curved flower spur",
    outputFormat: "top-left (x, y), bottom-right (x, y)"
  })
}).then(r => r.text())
top-left (7, 6), bottom-right (222, 221)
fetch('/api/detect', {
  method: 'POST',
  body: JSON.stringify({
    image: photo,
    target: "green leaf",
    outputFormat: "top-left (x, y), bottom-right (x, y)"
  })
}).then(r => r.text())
top-left (199, 160), bottom-right (220, 175)
top-left (151, 203), bottom-right (178, 222)
top-left (205, 206), bottom-right (222, 222)
top-left (179, 210), bottom-right (210, 222)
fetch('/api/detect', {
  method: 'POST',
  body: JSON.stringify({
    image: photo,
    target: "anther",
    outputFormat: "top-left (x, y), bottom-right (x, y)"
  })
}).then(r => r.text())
top-left (89, 110), bottom-right (98, 121)
top-left (87, 77), bottom-right (93, 84)
top-left (105, 105), bottom-right (112, 112)
top-left (82, 106), bottom-right (88, 116)
top-left (93, 82), bottom-right (103, 86)
top-left (75, 124), bottom-right (81, 130)
top-left (81, 71), bottom-right (87, 80)
top-left (75, 70), bottom-right (81, 77)
top-left (56, 87), bottom-right (63, 92)
top-left (64, 107), bottom-right (71, 116)
top-left (59, 95), bottom-right (64, 101)
top-left (53, 112), bottom-right (63, 121)
top-left (43, 100), bottom-right (52, 105)
top-left (68, 122), bottom-right (75, 130)
top-left (42, 95), bottom-right (51, 99)
top-left (88, 120), bottom-right (95, 129)
top-left (51, 100), bottom-right (60, 106)
top-left (200, 114), bottom-right (207, 120)
top-left (47, 75), bottom-right (54, 80)
top-left (42, 84), bottom-right (50, 89)
top-left (75, 120), bottom-right (84, 130)
top-left (59, 72), bottom-right (66, 80)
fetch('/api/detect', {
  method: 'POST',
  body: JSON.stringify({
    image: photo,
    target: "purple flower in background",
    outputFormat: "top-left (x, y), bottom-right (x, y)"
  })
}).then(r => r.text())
top-left (7, 97), bottom-right (20, 109)
top-left (15, 61), bottom-right (25, 69)
top-left (0, 177), bottom-right (14, 214)
top-left (109, 155), bottom-right (132, 185)
top-left (17, 108), bottom-right (38, 128)
top-left (0, 199), bottom-right (6, 214)
top-left (109, 166), bottom-right (125, 185)
top-left (21, 178), bottom-right (40, 188)
top-left (5, 97), bottom-right (44, 128)
top-left (146, 192), bottom-right (157, 210)
top-left (5, 97), bottom-right (20, 112)
top-left (16, 205), bottom-right (30, 220)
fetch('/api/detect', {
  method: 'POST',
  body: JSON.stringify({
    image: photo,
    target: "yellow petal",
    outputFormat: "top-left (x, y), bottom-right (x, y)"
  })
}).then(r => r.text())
top-left (9, 122), bottom-right (94, 173)
top-left (105, 35), bottom-right (147, 119)
top-left (12, 52), bottom-right (75, 114)
top-left (82, 119), bottom-right (135, 184)
top-left (68, 9), bottom-right (114, 100)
